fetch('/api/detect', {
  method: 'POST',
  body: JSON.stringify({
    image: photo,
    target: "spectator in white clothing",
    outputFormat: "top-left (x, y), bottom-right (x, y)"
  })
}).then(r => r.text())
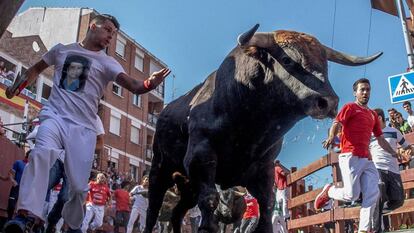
top-left (127, 175), bottom-right (149, 233)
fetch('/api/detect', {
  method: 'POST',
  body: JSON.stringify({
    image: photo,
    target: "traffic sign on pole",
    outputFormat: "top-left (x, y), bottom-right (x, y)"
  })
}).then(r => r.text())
top-left (388, 71), bottom-right (414, 104)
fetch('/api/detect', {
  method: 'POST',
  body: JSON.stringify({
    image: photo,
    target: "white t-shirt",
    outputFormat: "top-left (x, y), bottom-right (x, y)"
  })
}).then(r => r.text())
top-left (407, 115), bottom-right (414, 128)
top-left (95, 116), bottom-right (105, 136)
top-left (42, 43), bottom-right (124, 131)
top-left (369, 126), bottom-right (409, 174)
top-left (130, 185), bottom-right (148, 212)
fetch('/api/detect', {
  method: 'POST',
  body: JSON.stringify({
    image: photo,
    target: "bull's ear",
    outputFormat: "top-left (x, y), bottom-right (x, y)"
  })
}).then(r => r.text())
top-left (238, 24), bottom-right (260, 46)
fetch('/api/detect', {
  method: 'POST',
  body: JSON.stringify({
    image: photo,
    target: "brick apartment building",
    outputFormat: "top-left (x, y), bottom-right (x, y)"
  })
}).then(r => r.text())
top-left (0, 7), bottom-right (167, 182)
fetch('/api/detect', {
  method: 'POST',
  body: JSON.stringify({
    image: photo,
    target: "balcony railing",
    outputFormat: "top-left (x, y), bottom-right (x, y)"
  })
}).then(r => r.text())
top-left (148, 113), bottom-right (158, 127)
top-left (0, 77), bottom-right (37, 100)
top-left (150, 84), bottom-right (164, 99)
top-left (145, 144), bottom-right (153, 160)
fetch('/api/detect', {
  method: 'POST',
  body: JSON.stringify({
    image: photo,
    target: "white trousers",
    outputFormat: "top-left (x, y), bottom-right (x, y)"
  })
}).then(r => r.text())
top-left (272, 215), bottom-right (287, 233)
top-left (327, 153), bottom-right (379, 231)
top-left (276, 189), bottom-right (289, 218)
top-left (17, 110), bottom-right (97, 229)
top-left (127, 207), bottom-right (146, 233)
top-left (81, 203), bottom-right (105, 233)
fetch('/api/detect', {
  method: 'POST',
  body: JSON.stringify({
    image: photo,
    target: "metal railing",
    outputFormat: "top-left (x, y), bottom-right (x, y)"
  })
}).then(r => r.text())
top-left (145, 144), bottom-right (153, 160)
top-left (0, 77), bottom-right (37, 100)
top-left (148, 113), bottom-right (158, 127)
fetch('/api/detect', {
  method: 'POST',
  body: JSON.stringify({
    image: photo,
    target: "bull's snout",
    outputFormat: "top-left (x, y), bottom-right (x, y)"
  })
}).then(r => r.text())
top-left (309, 95), bottom-right (338, 119)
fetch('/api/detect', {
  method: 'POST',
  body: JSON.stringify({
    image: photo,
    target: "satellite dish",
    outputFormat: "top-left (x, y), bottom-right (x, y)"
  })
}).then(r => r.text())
top-left (32, 41), bottom-right (40, 52)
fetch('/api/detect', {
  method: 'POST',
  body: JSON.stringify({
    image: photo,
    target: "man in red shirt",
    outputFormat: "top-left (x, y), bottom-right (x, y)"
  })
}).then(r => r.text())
top-left (315, 78), bottom-right (397, 233)
top-left (274, 160), bottom-right (289, 220)
top-left (114, 181), bottom-right (130, 233)
top-left (238, 192), bottom-right (259, 233)
top-left (81, 173), bottom-right (111, 233)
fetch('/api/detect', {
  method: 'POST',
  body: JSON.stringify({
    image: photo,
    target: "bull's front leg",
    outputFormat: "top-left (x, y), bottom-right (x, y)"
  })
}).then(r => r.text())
top-left (247, 162), bottom-right (275, 233)
top-left (185, 138), bottom-right (219, 233)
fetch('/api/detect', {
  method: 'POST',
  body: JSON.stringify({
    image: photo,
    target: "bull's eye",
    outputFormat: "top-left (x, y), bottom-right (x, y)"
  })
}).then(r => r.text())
top-left (281, 57), bottom-right (292, 66)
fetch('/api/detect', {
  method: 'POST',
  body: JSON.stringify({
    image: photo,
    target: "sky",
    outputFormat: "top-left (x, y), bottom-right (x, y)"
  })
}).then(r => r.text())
top-left (19, 0), bottom-right (413, 187)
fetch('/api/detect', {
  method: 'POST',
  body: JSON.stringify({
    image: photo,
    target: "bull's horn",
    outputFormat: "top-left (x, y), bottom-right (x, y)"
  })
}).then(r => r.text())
top-left (237, 24), bottom-right (260, 46)
top-left (323, 44), bottom-right (383, 66)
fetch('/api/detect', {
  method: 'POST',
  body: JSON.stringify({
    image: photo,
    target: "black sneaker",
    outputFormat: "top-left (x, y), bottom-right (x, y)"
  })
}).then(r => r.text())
top-left (3, 215), bottom-right (36, 233)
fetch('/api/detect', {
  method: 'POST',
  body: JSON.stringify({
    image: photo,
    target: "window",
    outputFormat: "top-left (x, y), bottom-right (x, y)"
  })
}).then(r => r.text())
top-left (134, 49), bottom-right (144, 71)
top-left (112, 82), bottom-right (122, 96)
top-left (155, 81), bottom-right (164, 96)
top-left (150, 61), bottom-right (165, 96)
top-left (149, 60), bottom-right (161, 74)
top-left (115, 36), bottom-right (126, 57)
top-left (132, 94), bottom-right (141, 107)
top-left (109, 110), bottom-right (121, 135)
top-left (130, 121), bottom-right (140, 144)
top-left (42, 83), bottom-right (52, 100)
top-left (130, 165), bottom-right (138, 182)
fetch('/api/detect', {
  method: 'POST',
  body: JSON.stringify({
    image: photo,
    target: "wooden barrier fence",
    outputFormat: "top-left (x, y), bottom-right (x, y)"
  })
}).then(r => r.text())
top-left (286, 150), bottom-right (414, 233)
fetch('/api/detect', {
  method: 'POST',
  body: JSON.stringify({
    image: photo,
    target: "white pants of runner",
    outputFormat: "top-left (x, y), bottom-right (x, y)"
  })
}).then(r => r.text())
top-left (327, 153), bottom-right (379, 231)
top-left (17, 110), bottom-right (96, 230)
top-left (81, 203), bottom-right (105, 233)
top-left (276, 189), bottom-right (289, 218)
top-left (272, 215), bottom-right (287, 233)
top-left (127, 207), bottom-right (146, 233)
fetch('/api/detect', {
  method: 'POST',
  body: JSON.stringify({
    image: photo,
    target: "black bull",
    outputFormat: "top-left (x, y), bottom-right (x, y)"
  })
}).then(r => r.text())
top-left (143, 24), bottom-right (382, 233)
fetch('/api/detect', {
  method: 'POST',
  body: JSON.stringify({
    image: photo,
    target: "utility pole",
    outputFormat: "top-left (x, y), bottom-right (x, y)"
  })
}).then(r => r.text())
top-left (0, 0), bottom-right (25, 38)
top-left (171, 74), bottom-right (177, 100)
top-left (395, 0), bottom-right (414, 71)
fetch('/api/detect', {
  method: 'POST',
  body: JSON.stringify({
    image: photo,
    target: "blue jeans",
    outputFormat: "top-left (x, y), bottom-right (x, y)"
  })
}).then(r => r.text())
top-left (46, 159), bottom-right (68, 225)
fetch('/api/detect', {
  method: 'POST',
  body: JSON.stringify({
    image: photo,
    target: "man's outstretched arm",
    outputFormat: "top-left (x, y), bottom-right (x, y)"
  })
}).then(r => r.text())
top-left (115, 68), bottom-right (171, 95)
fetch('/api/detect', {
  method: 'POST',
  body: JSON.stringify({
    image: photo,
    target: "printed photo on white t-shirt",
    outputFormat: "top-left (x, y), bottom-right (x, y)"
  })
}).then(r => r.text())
top-left (59, 54), bottom-right (91, 92)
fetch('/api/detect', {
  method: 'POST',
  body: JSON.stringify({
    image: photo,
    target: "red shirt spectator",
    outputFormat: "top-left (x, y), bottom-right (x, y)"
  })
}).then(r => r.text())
top-left (87, 181), bottom-right (111, 206)
top-left (243, 194), bottom-right (259, 219)
top-left (114, 188), bottom-right (130, 212)
top-left (274, 163), bottom-right (287, 190)
top-left (336, 103), bottom-right (382, 158)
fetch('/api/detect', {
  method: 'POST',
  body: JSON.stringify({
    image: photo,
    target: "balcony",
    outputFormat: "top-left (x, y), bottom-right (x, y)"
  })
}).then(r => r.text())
top-left (149, 82), bottom-right (164, 100)
top-left (148, 113), bottom-right (158, 127)
top-left (0, 77), bottom-right (37, 101)
top-left (145, 144), bottom-right (153, 160)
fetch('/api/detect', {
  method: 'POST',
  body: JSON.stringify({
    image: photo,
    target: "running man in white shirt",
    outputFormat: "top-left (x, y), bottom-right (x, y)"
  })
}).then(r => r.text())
top-left (370, 108), bottom-right (411, 233)
top-left (127, 175), bottom-right (149, 233)
top-left (3, 13), bottom-right (170, 233)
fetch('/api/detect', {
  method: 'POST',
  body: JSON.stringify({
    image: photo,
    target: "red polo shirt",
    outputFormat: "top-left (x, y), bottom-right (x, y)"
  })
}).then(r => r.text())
top-left (336, 103), bottom-right (382, 158)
